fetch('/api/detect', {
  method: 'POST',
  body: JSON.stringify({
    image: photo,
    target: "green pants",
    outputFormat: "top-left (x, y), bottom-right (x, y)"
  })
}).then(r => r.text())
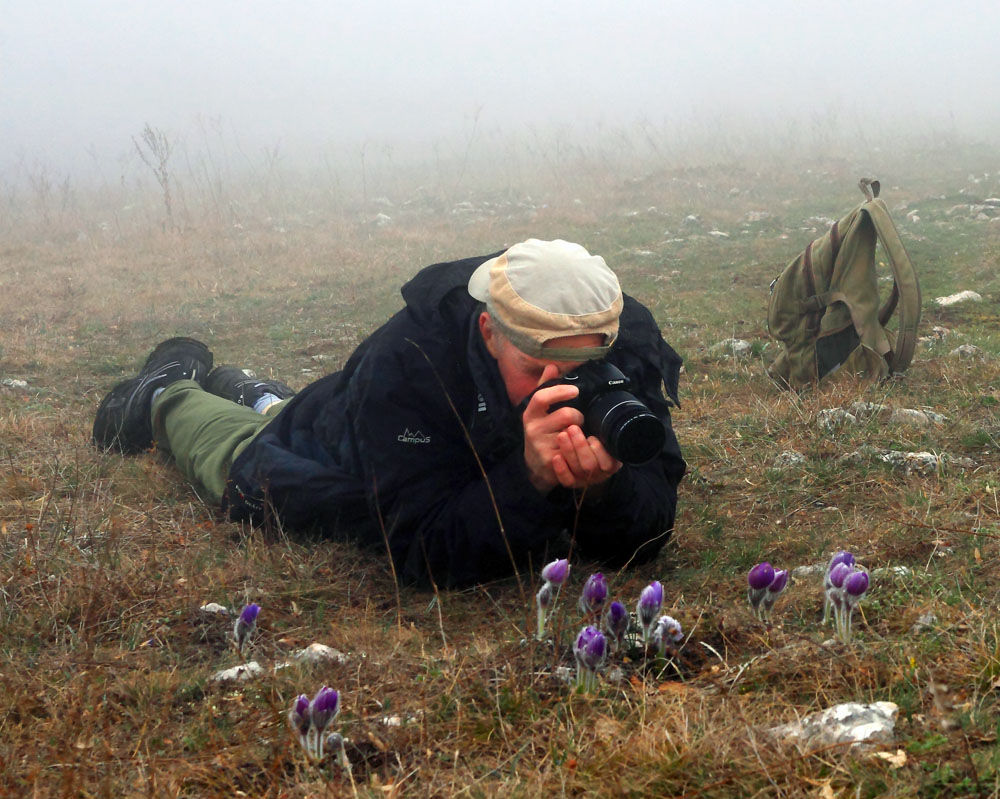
top-left (151, 380), bottom-right (287, 505)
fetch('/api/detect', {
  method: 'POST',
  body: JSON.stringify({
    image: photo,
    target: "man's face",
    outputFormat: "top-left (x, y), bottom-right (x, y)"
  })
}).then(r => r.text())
top-left (478, 311), bottom-right (605, 405)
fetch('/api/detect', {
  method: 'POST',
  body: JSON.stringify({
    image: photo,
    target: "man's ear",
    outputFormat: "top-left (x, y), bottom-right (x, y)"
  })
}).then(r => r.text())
top-left (479, 311), bottom-right (502, 359)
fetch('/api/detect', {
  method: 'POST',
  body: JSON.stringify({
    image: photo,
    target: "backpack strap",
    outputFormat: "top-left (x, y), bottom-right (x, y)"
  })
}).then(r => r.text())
top-left (862, 197), bottom-right (922, 373)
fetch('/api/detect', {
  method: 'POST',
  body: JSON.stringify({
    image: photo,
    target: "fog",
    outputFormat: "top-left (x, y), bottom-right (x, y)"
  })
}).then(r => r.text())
top-left (3, 0), bottom-right (999, 183)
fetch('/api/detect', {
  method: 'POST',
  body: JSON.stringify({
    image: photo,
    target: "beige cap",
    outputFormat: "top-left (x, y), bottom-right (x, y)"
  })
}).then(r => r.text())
top-left (468, 239), bottom-right (623, 360)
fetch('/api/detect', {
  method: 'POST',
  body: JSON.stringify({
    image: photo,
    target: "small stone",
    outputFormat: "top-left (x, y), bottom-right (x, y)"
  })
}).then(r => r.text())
top-left (1, 378), bottom-right (28, 389)
top-left (708, 230), bottom-right (730, 238)
top-left (293, 642), bottom-right (347, 664)
top-left (212, 661), bottom-right (264, 682)
top-left (931, 326), bottom-right (951, 338)
top-left (872, 565), bottom-right (913, 579)
top-left (935, 291), bottom-right (983, 307)
top-left (372, 212), bottom-right (392, 226)
top-left (684, 214), bottom-right (700, 225)
top-left (768, 702), bottom-right (898, 750)
top-left (911, 612), bottom-right (937, 634)
top-left (950, 344), bottom-right (983, 357)
top-left (888, 408), bottom-right (933, 427)
top-left (773, 450), bottom-right (806, 468)
top-left (818, 408), bottom-right (857, 431)
top-left (199, 602), bottom-right (230, 615)
top-left (848, 402), bottom-right (889, 420)
top-left (708, 338), bottom-right (752, 359)
top-left (553, 666), bottom-right (574, 685)
top-left (791, 564), bottom-right (826, 580)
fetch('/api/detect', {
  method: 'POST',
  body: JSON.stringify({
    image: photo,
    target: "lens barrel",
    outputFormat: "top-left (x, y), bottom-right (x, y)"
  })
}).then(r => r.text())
top-left (584, 391), bottom-right (666, 465)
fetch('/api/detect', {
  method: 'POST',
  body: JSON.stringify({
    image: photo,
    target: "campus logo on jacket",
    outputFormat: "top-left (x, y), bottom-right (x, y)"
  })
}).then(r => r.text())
top-left (397, 428), bottom-right (431, 444)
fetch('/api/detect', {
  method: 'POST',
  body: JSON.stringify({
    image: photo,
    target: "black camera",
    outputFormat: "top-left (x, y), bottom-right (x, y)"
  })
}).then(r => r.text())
top-left (536, 360), bottom-right (666, 466)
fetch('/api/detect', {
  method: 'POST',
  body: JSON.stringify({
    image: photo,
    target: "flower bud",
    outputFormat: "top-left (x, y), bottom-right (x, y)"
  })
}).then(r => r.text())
top-left (747, 562), bottom-right (775, 591)
top-left (637, 581), bottom-right (664, 640)
top-left (309, 686), bottom-right (341, 734)
top-left (233, 602), bottom-right (260, 652)
top-left (578, 573), bottom-right (608, 616)
top-left (541, 558), bottom-right (570, 586)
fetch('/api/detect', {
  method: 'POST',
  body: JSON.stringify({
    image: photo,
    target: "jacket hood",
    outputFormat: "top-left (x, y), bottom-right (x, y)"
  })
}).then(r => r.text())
top-left (400, 251), bottom-right (504, 325)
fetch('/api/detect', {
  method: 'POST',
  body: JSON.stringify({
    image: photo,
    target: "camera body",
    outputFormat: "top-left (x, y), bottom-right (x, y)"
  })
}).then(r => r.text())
top-left (540, 360), bottom-right (666, 465)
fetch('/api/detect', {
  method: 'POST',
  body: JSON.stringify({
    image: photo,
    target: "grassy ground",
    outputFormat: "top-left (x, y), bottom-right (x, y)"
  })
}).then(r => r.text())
top-left (2, 134), bottom-right (1000, 797)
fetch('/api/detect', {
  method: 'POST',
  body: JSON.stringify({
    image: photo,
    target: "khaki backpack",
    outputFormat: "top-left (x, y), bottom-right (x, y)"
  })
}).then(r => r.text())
top-left (767, 179), bottom-right (921, 389)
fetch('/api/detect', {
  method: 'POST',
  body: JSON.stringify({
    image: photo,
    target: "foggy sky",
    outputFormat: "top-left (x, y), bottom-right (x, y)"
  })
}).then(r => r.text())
top-left (2, 0), bottom-right (998, 178)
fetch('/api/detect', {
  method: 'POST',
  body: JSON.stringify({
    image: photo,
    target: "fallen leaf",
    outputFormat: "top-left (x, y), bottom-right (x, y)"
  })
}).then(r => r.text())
top-left (874, 749), bottom-right (907, 768)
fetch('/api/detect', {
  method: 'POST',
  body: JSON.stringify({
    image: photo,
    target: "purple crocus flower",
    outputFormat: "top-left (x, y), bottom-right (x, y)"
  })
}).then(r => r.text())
top-left (288, 694), bottom-right (311, 737)
top-left (292, 685), bottom-right (343, 763)
top-left (747, 562), bottom-right (774, 616)
top-left (834, 567), bottom-right (871, 643)
top-left (748, 562), bottom-right (775, 590)
top-left (823, 551), bottom-right (855, 624)
top-left (651, 614), bottom-right (683, 656)
top-left (844, 569), bottom-right (869, 603)
top-left (828, 562), bottom-right (851, 588)
top-left (759, 569), bottom-right (789, 620)
top-left (604, 600), bottom-right (629, 651)
top-left (309, 686), bottom-right (341, 733)
top-left (637, 581), bottom-right (664, 642)
top-left (574, 625), bottom-right (607, 690)
top-left (578, 572), bottom-right (608, 617)
top-left (828, 551), bottom-right (856, 572)
top-left (541, 558), bottom-right (570, 586)
top-left (233, 602), bottom-right (260, 653)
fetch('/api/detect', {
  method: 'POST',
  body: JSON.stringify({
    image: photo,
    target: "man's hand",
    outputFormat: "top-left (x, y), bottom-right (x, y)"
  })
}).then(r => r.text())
top-left (522, 364), bottom-right (623, 493)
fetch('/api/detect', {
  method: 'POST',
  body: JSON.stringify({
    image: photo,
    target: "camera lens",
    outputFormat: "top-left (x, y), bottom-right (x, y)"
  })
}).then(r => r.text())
top-left (584, 391), bottom-right (666, 465)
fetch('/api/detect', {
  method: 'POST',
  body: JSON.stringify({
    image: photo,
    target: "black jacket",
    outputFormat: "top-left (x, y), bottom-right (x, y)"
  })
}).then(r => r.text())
top-left (225, 252), bottom-right (686, 587)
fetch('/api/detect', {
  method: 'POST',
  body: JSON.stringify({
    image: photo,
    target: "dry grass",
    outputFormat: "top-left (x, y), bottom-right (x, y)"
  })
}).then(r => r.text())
top-left (2, 134), bottom-right (1000, 797)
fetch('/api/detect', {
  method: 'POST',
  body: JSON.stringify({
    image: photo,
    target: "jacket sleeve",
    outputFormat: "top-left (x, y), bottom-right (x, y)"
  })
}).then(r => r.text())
top-left (349, 341), bottom-right (574, 588)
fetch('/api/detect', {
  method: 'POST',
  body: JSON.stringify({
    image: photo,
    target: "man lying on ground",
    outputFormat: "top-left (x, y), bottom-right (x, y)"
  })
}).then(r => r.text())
top-left (93, 239), bottom-right (686, 587)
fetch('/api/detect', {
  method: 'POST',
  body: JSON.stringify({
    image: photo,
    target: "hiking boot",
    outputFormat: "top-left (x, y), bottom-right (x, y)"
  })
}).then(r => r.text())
top-left (205, 366), bottom-right (295, 408)
top-left (92, 337), bottom-right (213, 454)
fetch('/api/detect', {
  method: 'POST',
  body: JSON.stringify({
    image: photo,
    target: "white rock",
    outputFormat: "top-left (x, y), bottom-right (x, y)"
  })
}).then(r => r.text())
top-left (199, 602), bottom-right (230, 615)
top-left (888, 408), bottom-right (935, 427)
top-left (708, 338), bottom-right (752, 359)
top-left (684, 214), bottom-right (700, 225)
top-left (773, 450), bottom-right (806, 468)
top-left (212, 661), bottom-right (264, 682)
top-left (872, 566), bottom-right (913, 579)
top-left (293, 642), bottom-right (347, 664)
top-left (1, 378), bottom-right (28, 389)
top-left (910, 612), bottom-right (937, 634)
top-left (818, 408), bottom-right (857, 430)
top-left (791, 564), bottom-right (826, 580)
top-left (708, 230), bottom-right (730, 238)
top-left (935, 291), bottom-right (982, 307)
top-left (878, 450), bottom-right (940, 475)
top-left (950, 344), bottom-right (983, 357)
top-left (768, 702), bottom-right (898, 750)
top-left (848, 402), bottom-right (888, 420)
top-left (372, 212), bottom-right (392, 226)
